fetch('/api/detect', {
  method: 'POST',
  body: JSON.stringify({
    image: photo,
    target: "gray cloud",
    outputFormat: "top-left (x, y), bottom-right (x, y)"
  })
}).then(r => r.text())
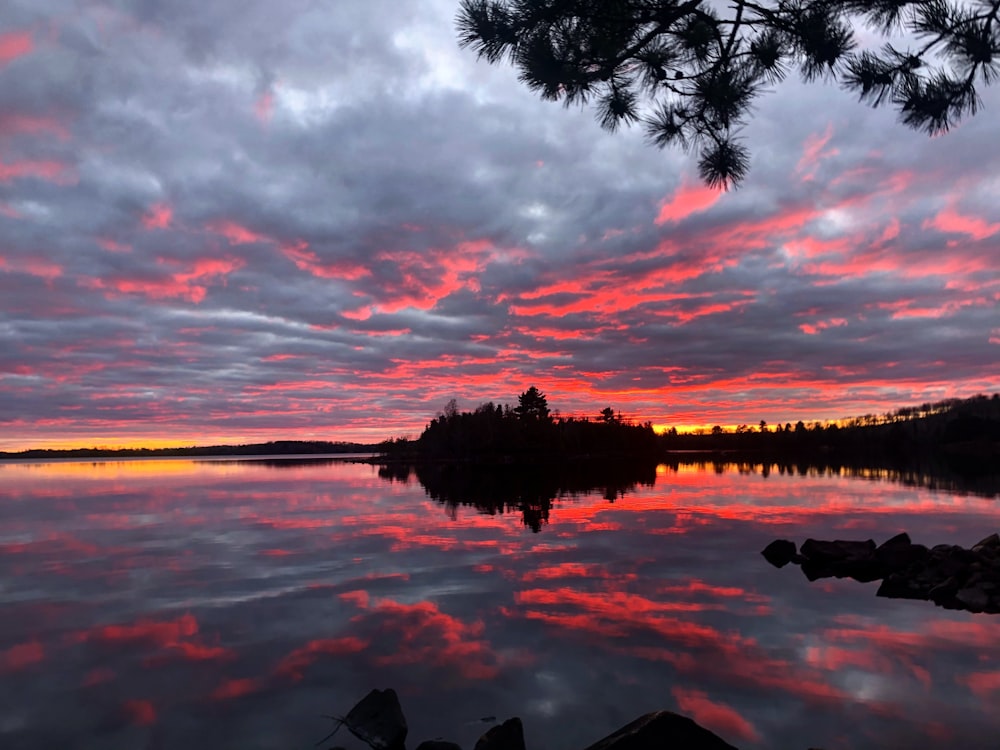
top-left (1, 0), bottom-right (998, 447)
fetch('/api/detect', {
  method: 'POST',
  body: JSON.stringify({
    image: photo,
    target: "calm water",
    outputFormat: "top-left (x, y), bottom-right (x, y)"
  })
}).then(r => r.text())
top-left (1, 457), bottom-right (999, 750)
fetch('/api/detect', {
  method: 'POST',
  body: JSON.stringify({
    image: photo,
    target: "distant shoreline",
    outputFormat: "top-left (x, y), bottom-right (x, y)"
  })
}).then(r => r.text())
top-left (0, 440), bottom-right (377, 461)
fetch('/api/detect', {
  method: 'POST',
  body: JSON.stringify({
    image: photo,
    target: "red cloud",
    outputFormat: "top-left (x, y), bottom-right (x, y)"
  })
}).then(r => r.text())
top-left (671, 686), bottom-right (760, 743)
top-left (82, 256), bottom-right (243, 303)
top-left (122, 699), bottom-right (157, 727)
top-left (961, 671), bottom-right (1000, 700)
top-left (368, 598), bottom-right (505, 680)
top-left (0, 158), bottom-right (74, 184)
top-left (274, 636), bottom-right (369, 681)
top-left (142, 202), bottom-right (173, 229)
top-left (923, 203), bottom-right (1000, 241)
top-left (0, 113), bottom-right (70, 140)
top-left (207, 219), bottom-right (269, 245)
top-left (0, 640), bottom-right (44, 672)
top-left (655, 178), bottom-right (723, 224)
top-left (339, 589), bottom-right (370, 609)
top-left (211, 677), bottom-right (264, 701)
top-left (73, 612), bottom-right (233, 664)
top-left (0, 255), bottom-right (62, 281)
top-left (796, 123), bottom-right (839, 181)
top-left (799, 318), bottom-right (847, 336)
top-left (0, 31), bottom-right (33, 67)
top-left (521, 562), bottom-right (636, 582)
top-left (78, 613), bottom-right (198, 646)
top-left (282, 241), bottom-right (371, 280)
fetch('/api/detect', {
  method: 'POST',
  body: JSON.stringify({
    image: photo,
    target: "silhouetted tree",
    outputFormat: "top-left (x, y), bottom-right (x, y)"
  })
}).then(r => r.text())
top-left (457, 0), bottom-right (1000, 187)
top-left (515, 386), bottom-right (552, 422)
top-left (600, 406), bottom-right (617, 423)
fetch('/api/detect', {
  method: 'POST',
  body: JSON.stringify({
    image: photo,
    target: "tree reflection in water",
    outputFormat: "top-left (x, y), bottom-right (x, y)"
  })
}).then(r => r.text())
top-left (373, 457), bottom-right (998, 534)
top-left (381, 461), bottom-right (658, 532)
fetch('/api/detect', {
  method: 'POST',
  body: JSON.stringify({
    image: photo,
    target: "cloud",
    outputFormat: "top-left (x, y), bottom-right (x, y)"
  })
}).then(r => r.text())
top-left (671, 687), bottom-right (761, 744)
top-left (1, 0), bottom-right (998, 448)
top-left (0, 31), bottom-right (33, 67)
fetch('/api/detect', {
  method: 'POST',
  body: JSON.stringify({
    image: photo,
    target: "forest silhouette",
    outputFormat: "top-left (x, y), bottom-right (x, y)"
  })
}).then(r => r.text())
top-left (383, 388), bottom-right (1000, 469)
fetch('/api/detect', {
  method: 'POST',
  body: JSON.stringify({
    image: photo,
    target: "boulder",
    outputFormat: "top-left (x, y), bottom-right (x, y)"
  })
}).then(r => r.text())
top-left (799, 539), bottom-right (880, 582)
top-left (344, 688), bottom-right (408, 750)
top-left (474, 717), bottom-right (525, 750)
top-left (874, 533), bottom-right (929, 571)
top-left (581, 710), bottom-right (738, 750)
top-left (800, 538), bottom-right (875, 563)
top-left (877, 572), bottom-right (932, 600)
top-left (761, 539), bottom-right (798, 568)
top-left (972, 533), bottom-right (1000, 556)
top-left (955, 585), bottom-right (992, 613)
top-left (772, 532), bottom-right (1000, 614)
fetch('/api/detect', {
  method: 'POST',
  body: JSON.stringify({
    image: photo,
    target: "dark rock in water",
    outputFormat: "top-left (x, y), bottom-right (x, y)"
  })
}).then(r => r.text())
top-left (761, 539), bottom-right (798, 568)
top-left (344, 688), bottom-right (408, 750)
top-left (875, 533), bottom-right (928, 571)
top-left (928, 575), bottom-right (961, 603)
top-left (972, 533), bottom-right (1000, 555)
top-left (800, 538), bottom-right (875, 563)
top-left (799, 538), bottom-right (881, 582)
top-left (416, 742), bottom-right (463, 750)
top-left (801, 557), bottom-right (883, 583)
top-left (877, 531), bottom-right (910, 548)
top-left (955, 585), bottom-right (991, 612)
top-left (876, 573), bottom-right (930, 600)
top-left (474, 717), bottom-right (525, 750)
top-left (773, 532), bottom-right (1000, 614)
top-left (581, 710), bottom-right (738, 750)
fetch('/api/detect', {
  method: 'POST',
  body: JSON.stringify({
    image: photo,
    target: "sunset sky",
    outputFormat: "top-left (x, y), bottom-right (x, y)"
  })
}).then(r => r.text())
top-left (1, 0), bottom-right (998, 450)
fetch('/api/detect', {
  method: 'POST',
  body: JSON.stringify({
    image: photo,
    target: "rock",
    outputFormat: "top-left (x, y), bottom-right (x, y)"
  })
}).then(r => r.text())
top-left (800, 538), bottom-right (876, 563)
top-left (581, 710), bottom-right (738, 750)
top-left (874, 533), bottom-right (929, 571)
top-left (876, 573), bottom-right (928, 600)
top-left (474, 717), bottom-right (525, 750)
top-left (416, 742), bottom-right (463, 750)
top-left (955, 585), bottom-right (991, 612)
top-left (877, 531), bottom-right (911, 548)
top-left (935, 544), bottom-right (977, 563)
top-left (927, 575), bottom-right (961, 604)
top-left (771, 531), bottom-right (1000, 614)
top-left (972, 533), bottom-right (1000, 555)
top-left (925, 552), bottom-right (971, 581)
top-left (344, 688), bottom-right (408, 750)
top-left (798, 539), bottom-right (881, 582)
top-left (761, 539), bottom-right (798, 567)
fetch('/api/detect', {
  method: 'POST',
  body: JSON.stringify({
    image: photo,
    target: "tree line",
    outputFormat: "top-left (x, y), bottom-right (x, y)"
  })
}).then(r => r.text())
top-left (407, 386), bottom-right (660, 461)
top-left (381, 390), bottom-right (999, 468)
top-left (660, 392), bottom-right (1000, 467)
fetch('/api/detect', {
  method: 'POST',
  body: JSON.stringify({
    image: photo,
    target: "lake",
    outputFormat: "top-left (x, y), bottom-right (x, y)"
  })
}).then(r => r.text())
top-left (1, 457), bottom-right (998, 749)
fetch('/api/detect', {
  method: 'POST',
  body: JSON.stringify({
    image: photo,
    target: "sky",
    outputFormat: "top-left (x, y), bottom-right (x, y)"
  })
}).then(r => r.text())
top-left (1, 0), bottom-right (998, 450)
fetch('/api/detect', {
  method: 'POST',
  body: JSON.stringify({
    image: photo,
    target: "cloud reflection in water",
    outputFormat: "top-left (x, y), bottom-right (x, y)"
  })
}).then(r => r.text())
top-left (0, 457), bottom-right (998, 749)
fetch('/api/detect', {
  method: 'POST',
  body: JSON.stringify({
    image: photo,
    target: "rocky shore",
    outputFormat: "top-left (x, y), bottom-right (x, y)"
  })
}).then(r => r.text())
top-left (762, 532), bottom-right (1000, 613)
top-left (323, 688), bottom-right (739, 750)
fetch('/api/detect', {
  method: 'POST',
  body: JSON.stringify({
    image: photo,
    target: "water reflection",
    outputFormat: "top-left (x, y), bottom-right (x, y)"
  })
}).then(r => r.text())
top-left (409, 461), bottom-right (657, 532)
top-left (1, 458), bottom-right (999, 749)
